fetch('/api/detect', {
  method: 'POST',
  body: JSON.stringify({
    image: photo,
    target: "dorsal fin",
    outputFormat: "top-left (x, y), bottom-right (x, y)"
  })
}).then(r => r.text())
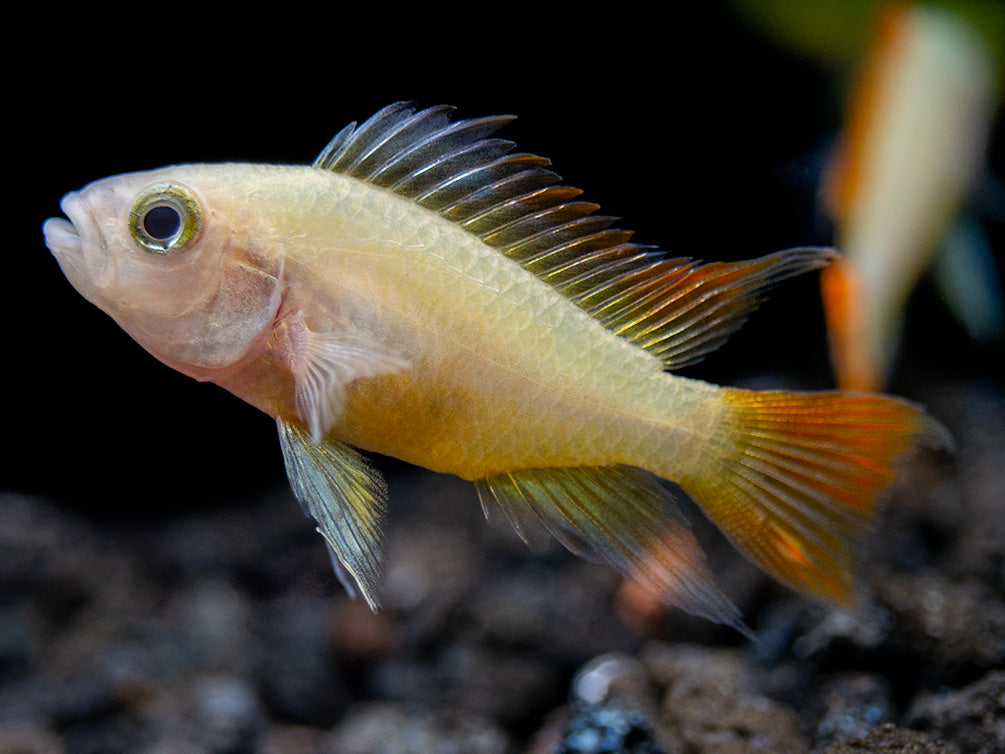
top-left (315, 102), bottom-right (834, 369)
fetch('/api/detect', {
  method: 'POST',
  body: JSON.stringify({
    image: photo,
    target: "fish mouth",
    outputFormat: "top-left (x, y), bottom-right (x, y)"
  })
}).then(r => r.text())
top-left (43, 191), bottom-right (83, 255)
top-left (43, 192), bottom-right (114, 294)
top-left (42, 216), bottom-right (81, 258)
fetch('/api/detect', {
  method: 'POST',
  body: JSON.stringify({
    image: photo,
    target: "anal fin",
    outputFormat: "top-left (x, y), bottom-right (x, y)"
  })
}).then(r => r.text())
top-left (278, 418), bottom-right (387, 610)
top-left (475, 465), bottom-right (749, 636)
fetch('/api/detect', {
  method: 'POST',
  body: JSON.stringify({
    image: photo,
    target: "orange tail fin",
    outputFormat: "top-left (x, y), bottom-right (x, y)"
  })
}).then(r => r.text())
top-left (681, 389), bottom-right (951, 605)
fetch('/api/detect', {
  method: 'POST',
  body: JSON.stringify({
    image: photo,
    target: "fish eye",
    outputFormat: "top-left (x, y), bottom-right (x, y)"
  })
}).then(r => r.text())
top-left (129, 183), bottom-right (203, 254)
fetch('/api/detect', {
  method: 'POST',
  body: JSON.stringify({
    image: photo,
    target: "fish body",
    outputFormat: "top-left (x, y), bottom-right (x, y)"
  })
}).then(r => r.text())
top-left (44, 103), bottom-right (948, 632)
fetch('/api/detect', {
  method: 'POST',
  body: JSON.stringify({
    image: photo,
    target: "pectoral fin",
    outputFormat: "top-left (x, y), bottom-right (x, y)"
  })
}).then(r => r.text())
top-left (278, 418), bottom-right (387, 609)
top-left (282, 317), bottom-right (410, 441)
top-left (475, 465), bottom-right (749, 636)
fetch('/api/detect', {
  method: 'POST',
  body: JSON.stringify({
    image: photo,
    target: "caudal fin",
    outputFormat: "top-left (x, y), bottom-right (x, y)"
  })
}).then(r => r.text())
top-left (681, 389), bottom-right (951, 606)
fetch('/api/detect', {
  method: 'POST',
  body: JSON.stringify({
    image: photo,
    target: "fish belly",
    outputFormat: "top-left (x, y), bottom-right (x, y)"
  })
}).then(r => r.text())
top-left (335, 354), bottom-right (717, 482)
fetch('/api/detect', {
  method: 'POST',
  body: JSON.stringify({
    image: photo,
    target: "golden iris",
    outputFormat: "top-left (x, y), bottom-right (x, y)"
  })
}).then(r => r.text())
top-left (129, 183), bottom-right (203, 254)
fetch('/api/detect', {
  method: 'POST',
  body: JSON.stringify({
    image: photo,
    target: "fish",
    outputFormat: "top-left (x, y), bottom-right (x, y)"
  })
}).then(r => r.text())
top-left (821, 4), bottom-right (1000, 391)
top-left (43, 102), bottom-right (950, 634)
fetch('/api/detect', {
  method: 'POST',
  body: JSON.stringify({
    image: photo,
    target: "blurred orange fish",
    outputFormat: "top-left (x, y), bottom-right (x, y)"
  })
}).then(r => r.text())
top-left (43, 103), bottom-right (949, 633)
top-left (822, 4), bottom-right (1000, 390)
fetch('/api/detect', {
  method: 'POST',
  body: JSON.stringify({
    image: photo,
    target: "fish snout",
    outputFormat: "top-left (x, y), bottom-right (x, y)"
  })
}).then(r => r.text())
top-left (44, 191), bottom-right (114, 292)
top-left (43, 192), bottom-right (84, 260)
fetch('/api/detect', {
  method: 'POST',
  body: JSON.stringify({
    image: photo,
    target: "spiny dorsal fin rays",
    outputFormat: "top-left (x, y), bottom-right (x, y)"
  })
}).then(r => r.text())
top-left (341, 105), bottom-right (458, 178)
top-left (316, 102), bottom-right (519, 192)
top-left (475, 465), bottom-right (751, 636)
top-left (277, 419), bottom-right (388, 610)
top-left (314, 102), bottom-right (834, 370)
top-left (313, 102), bottom-right (420, 171)
top-left (430, 157), bottom-right (560, 218)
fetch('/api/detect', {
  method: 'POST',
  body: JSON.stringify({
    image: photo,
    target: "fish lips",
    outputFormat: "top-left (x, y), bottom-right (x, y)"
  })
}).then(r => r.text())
top-left (43, 191), bottom-right (115, 298)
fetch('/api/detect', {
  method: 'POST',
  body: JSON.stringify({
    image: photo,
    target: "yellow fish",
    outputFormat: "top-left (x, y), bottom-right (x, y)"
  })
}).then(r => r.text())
top-left (43, 103), bottom-right (948, 633)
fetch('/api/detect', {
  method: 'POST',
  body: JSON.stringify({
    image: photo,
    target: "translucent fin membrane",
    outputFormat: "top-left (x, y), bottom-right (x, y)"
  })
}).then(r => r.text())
top-left (475, 465), bottom-right (750, 635)
top-left (278, 419), bottom-right (388, 609)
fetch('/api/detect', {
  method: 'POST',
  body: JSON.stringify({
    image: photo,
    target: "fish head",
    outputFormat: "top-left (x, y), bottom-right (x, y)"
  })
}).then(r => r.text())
top-left (43, 166), bottom-right (284, 380)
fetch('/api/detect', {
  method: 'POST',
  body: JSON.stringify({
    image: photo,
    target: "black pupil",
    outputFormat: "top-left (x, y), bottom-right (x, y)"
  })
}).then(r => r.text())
top-left (143, 205), bottom-right (182, 241)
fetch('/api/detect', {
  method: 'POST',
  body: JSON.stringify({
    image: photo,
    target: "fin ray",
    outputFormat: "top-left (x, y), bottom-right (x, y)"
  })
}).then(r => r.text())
top-left (475, 465), bottom-right (749, 634)
top-left (277, 419), bottom-right (388, 610)
top-left (279, 316), bottom-right (410, 441)
top-left (682, 390), bottom-right (951, 605)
